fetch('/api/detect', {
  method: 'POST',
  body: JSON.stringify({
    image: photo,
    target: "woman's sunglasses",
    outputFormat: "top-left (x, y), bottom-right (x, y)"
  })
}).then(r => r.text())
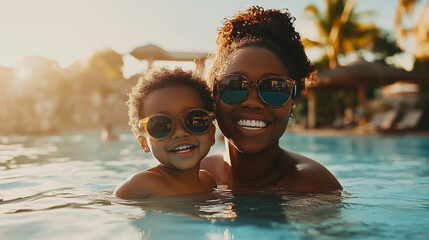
top-left (138, 108), bottom-right (214, 140)
top-left (213, 74), bottom-right (296, 107)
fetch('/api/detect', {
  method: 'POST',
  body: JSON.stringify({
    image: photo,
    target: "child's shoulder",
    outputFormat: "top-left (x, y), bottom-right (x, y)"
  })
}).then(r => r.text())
top-left (114, 167), bottom-right (164, 199)
top-left (130, 168), bottom-right (164, 183)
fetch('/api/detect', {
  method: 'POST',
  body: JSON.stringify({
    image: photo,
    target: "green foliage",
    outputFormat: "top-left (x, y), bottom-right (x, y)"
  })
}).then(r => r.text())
top-left (87, 49), bottom-right (124, 81)
top-left (417, 89), bottom-right (429, 129)
top-left (293, 97), bottom-right (308, 124)
top-left (316, 89), bottom-right (357, 127)
top-left (304, 0), bottom-right (380, 67)
top-left (413, 57), bottom-right (429, 73)
top-left (370, 31), bottom-right (403, 62)
top-left (293, 88), bottom-right (359, 128)
top-left (316, 90), bottom-right (336, 126)
top-left (0, 48), bottom-right (128, 134)
top-left (313, 55), bottom-right (330, 71)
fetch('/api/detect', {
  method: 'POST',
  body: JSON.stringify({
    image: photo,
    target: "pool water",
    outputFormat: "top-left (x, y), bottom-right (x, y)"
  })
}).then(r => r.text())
top-left (1, 130), bottom-right (428, 240)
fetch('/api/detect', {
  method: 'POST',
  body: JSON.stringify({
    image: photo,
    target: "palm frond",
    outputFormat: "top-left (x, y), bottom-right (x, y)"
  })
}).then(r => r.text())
top-left (302, 38), bottom-right (325, 49)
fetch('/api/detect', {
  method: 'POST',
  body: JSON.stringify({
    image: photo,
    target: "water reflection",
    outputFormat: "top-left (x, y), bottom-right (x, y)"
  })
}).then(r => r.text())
top-left (124, 188), bottom-right (347, 239)
top-left (0, 130), bottom-right (146, 171)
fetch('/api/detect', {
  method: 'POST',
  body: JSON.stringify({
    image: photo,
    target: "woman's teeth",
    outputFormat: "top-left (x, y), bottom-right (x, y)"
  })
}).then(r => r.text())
top-left (171, 145), bottom-right (195, 153)
top-left (237, 119), bottom-right (267, 130)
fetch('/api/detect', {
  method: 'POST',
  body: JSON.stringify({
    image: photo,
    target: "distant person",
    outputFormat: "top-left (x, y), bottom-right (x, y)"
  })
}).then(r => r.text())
top-left (114, 68), bottom-right (216, 199)
top-left (201, 7), bottom-right (342, 192)
top-left (101, 123), bottom-right (119, 141)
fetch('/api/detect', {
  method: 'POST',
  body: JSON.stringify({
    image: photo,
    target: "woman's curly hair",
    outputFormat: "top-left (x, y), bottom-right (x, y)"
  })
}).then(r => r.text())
top-left (209, 6), bottom-right (314, 97)
top-left (127, 67), bottom-right (213, 137)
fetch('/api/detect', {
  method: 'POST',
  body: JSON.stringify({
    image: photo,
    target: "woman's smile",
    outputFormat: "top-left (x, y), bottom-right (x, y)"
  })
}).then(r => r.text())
top-left (233, 114), bottom-right (272, 136)
top-left (236, 119), bottom-right (268, 129)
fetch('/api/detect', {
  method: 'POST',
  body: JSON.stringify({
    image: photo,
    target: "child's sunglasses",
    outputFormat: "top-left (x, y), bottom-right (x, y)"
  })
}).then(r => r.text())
top-left (213, 74), bottom-right (296, 107)
top-left (138, 108), bottom-right (214, 140)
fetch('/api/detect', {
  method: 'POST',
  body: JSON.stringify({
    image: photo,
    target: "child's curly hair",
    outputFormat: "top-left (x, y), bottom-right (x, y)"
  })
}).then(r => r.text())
top-left (127, 67), bottom-right (214, 137)
top-left (209, 6), bottom-right (314, 97)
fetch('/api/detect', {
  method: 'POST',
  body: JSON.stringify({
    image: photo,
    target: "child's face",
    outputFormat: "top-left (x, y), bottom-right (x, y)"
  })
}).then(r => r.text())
top-left (140, 85), bottom-right (215, 170)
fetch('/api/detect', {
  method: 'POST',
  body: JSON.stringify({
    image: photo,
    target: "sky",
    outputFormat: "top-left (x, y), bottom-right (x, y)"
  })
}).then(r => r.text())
top-left (0, 0), bottom-right (414, 77)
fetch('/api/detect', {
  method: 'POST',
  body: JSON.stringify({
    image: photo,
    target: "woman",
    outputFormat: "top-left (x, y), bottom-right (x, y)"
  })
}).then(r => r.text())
top-left (201, 6), bottom-right (342, 192)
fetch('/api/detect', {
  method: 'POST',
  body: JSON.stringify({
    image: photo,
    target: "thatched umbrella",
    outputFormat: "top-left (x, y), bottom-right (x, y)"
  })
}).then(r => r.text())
top-left (305, 59), bottom-right (429, 128)
top-left (130, 44), bottom-right (170, 64)
top-left (129, 44), bottom-right (208, 75)
top-left (308, 59), bottom-right (429, 88)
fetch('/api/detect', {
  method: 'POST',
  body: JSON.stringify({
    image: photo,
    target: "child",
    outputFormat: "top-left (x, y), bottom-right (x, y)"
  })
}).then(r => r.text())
top-left (114, 68), bottom-right (216, 199)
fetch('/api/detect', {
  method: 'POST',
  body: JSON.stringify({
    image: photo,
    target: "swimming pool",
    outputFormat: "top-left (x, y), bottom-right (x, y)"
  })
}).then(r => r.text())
top-left (1, 130), bottom-right (428, 239)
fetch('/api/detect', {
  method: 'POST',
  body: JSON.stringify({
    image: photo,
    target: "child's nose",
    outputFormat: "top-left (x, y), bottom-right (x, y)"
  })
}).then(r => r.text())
top-left (170, 119), bottom-right (190, 139)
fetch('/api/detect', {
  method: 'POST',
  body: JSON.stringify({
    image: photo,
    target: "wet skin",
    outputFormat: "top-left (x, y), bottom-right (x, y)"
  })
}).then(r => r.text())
top-left (115, 86), bottom-right (216, 199)
top-left (201, 47), bottom-right (342, 191)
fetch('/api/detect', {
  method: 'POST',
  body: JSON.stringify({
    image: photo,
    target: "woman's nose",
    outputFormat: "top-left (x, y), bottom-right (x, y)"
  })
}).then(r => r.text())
top-left (240, 85), bottom-right (265, 109)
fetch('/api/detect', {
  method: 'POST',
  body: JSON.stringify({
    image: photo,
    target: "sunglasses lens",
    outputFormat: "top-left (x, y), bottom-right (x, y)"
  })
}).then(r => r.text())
top-left (218, 75), bottom-right (248, 104)
top-left (258, 78), bottom-right (292, 107)
top-left (146, 115), bottom-right (173, 139)
top-left (184, 110), bottom-right (211, 133)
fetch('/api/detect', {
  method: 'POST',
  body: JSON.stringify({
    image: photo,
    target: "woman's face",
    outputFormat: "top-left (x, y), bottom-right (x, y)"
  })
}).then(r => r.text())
top-left (215, 47), bottom-right (293, 153)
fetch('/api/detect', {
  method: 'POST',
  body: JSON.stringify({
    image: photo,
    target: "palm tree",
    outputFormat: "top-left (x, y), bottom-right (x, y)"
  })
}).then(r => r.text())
top-left (303, 0), bottom-right (379, 68)
top-left (395, 0), bottom-right (429, 67)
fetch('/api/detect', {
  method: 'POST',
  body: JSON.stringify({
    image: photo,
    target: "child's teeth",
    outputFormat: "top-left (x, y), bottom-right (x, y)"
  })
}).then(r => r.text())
top-left (172, 145), bottom-right (193, 153)
top-left (237, 119), bottom-right (267, 130)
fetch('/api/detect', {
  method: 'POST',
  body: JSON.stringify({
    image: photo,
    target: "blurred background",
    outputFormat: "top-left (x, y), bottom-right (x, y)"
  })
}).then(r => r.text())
top-left (1, 0), bottom-right (428, 135)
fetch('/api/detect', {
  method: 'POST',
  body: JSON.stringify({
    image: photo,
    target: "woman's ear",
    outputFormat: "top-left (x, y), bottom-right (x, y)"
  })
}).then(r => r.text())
top-left (289, 102), bottom-right (296, 119)
top-left (138, 136), bottom-right (150, 153)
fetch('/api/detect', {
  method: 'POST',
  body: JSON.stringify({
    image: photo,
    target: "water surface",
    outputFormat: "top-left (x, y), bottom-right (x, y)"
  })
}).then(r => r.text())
top-left (1, 130), bottom-right (428, 239)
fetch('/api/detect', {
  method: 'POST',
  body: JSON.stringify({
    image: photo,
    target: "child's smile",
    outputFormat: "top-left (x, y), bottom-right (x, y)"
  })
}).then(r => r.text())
top-left (168, 141), bottom-right (198, 159)
top-left (169, 143), bottom-right (196, 154)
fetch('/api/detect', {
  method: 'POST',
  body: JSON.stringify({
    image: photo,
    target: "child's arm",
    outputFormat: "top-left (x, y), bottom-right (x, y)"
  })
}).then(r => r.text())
top-left (114, 171), bottom-right (156, 200)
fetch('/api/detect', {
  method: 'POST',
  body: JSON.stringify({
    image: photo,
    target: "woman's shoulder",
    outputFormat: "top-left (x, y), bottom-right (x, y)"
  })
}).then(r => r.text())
top-left (278, 150), bottom-right (343, 192)
top-left (201, 154), bottom-right (232, 185)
